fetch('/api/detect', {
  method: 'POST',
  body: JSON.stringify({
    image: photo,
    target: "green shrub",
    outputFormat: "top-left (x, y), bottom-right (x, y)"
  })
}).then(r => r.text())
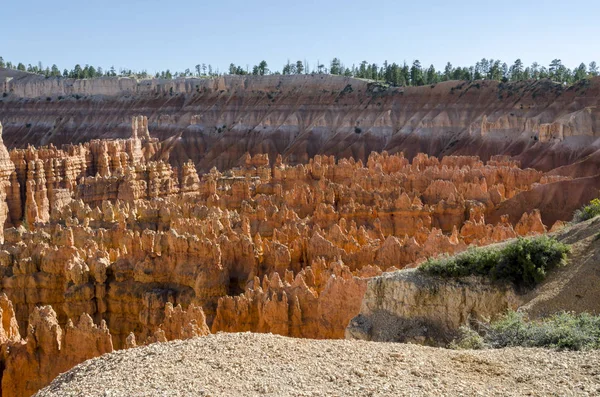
top-left (419, 235), bottom-right (569, 288)
top-left (452, 311), bottom-right (600, 351)
top-left (449, 326), bottom-right (487, 350)
top-left (573, 198), bottom-right (600, 222)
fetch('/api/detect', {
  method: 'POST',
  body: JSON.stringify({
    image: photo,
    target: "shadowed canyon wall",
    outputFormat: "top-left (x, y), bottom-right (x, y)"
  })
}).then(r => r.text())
top-left (2, 71), bottom-right (600, 175)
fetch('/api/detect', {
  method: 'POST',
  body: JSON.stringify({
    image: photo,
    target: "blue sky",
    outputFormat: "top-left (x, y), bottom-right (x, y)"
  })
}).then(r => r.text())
top-left (2, 0), bottom-right (599, 74)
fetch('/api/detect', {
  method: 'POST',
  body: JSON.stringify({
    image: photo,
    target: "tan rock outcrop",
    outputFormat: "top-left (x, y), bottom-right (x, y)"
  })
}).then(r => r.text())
top-left (345, 270), bottom-right (520, 344)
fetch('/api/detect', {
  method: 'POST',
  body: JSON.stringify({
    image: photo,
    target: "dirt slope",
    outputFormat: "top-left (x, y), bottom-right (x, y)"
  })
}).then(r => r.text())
top-left (487, 174), bottom-right (600, 226)
top-left (37, 332), bottom-right (600, 397)
top-left (521, 216), bottom-right (600, 317)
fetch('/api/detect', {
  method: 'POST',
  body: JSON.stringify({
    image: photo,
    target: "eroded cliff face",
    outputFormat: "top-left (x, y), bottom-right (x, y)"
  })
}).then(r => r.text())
top-left (0, 115), bottom-right (584, 396)
top-left (2, 72), bottom-right (600, 175)
top-left (345, 270), bottom-right (520, 345)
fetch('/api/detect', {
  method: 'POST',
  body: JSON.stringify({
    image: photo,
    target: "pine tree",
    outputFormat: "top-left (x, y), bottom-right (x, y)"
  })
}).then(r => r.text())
top-left (330, 58), bottom-right (341, 75)
top-left (509, 59), bottom-right (524, 81)
top-left (443, 62), bottom-right (453, 81)
top-left (410, 60), bottom-right (423, 86)
top-left (73, 64), bottom-right (82, 78)
top-left (589, 61), bottom-right (599, 77)
top-left (531, 62), bottom-right (540, 79)
top-left (573, 63), bottom-right (587, 81)
top-left (426, 65), bottom-right (438, 84)
top-left (549, 59), bottom-right (563, 82)
top-left (258, 61), bottom-right (268, 75)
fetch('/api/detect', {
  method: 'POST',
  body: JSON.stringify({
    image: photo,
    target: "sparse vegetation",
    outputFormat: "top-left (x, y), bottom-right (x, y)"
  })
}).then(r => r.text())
top-left (419, 235), bottom-right (570, 288)
top-left (340, 84), bottom-right (354, 95)
top-left (451, 311), bottom-right (600, 351)
top-left (573, 198), bottom-right (600, 223)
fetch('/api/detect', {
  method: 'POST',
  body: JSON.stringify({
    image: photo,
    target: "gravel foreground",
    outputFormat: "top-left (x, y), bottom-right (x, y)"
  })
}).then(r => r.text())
top-left (37, 332), bottom-right (600, 397)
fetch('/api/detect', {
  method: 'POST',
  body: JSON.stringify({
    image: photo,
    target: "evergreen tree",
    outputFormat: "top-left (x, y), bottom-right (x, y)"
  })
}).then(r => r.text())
top-left (531, 62), bottom-right (540, 79)
top-left (296, 60), bottom-right (304, 75)
top-left (509, 59), bottom-right (524, 81)
top-left (488, 60), bottom-right (502, 81)
top-left (573, 63), bottom-right (587, 81)
top-left (443, 62), bottom-right (453, 81)
top-left (501, 62), bottom-right (509, 81)
top-left (426, 64), bottom-right (438, 84)
top-left (73, 64), bottom-right (83, 78)
top-left (401, 62), bottom-right (410, 86)
top-left (257, 60), bottom-right (268, 75)
top-left (479, 58), bottom-right (490, 77)
top-left (17, 63), bottom-right (25, 71)
top-left (410, 60), bottom-right (423, 86)
top-left (549, 59), bottom-right (563, 82)
top-left (371, 63), bottom-right (378, 80)
top-left (0, 57), bottom-right (4, 68)
top-left (358, 61), bottom-right (367, 78)
top-left (330, 58), bottom-right (341, 75)
top-left (589, 61), bottom-right (599, 77)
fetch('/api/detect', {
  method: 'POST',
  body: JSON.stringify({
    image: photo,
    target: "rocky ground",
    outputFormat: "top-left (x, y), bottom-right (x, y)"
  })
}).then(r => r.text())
top-left (38, 332), bottom-right (600, 397)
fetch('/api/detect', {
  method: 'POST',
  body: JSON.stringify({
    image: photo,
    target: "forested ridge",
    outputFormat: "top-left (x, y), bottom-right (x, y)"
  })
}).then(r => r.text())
top-left (1, 56), bottom-right (598, 86)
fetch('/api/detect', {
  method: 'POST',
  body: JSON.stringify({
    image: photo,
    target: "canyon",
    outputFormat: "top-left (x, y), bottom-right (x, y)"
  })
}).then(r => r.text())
top-left (0, 71), bottom-right (599, 396)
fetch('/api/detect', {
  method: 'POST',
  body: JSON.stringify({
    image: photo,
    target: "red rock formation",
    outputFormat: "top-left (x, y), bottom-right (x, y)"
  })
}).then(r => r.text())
top-left (0, 119), bottom-right (576, 395)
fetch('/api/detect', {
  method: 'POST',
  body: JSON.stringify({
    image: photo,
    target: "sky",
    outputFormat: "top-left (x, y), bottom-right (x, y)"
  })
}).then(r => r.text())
top-left (2, 0), bottom-right (600, 74)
